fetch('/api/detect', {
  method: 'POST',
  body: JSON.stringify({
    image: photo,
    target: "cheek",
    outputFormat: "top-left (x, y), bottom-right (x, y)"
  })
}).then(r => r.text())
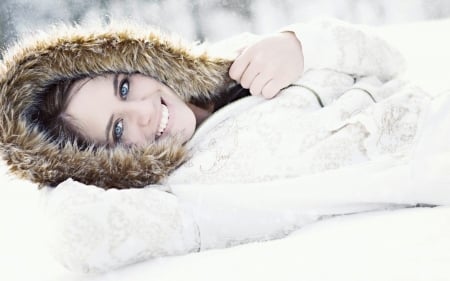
top-left (180, 105), bottom-right (196, 134)
top-left (171, 100), bottom-right (193, 129)
top-left (138, 78), bottom-right (162, 94)
top-left (122, 123), bottom-right (147, 145)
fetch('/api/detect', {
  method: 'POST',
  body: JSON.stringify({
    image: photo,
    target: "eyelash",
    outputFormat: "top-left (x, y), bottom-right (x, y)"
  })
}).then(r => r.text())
top-left (113, 77), bottom-right (130, 143)
top-left (119, 78), bottom-right (129, 100)
top-left (113, 118), bottom-right (124, 143)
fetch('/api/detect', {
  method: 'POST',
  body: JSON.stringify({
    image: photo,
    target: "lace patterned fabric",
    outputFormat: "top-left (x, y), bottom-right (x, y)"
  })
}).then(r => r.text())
top-left (42, 179), bottom-right (200, 273)
top-left (169, 71), bottom-right (430, 185)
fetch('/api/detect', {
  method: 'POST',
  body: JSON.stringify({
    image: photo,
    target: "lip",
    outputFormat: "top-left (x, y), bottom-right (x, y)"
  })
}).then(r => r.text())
top-left (156, 97), bottom-right (171, 140)
top-left (154, 98), bottom-right (162, 141)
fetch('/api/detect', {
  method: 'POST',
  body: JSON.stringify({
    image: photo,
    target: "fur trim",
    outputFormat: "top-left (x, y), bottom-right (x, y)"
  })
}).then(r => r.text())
top-left (0, 22), bottom-right (234, 189)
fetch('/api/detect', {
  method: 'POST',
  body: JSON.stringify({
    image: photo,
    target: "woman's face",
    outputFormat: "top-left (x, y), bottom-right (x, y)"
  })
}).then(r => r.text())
top-left (65, 73), bottom-right (196, 146)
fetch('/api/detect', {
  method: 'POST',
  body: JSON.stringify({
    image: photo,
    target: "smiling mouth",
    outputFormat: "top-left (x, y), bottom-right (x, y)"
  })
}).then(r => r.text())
top-left (156, 99), bottom-right (169, 138)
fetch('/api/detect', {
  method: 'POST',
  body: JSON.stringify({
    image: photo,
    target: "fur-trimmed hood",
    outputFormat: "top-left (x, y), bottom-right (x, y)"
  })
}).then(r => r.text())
top-left (0, 22), bottom-right (234, 189)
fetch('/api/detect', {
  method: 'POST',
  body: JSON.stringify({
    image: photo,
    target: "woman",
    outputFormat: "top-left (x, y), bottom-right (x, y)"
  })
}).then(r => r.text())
top-left (0, 19), bottom-right (405, 189)
top-left (42, 31), bottom-right (300, 148)
top-left (0, 19), bottom-right (441, 272)
top-left (56, 31), bottom-right (302, 148)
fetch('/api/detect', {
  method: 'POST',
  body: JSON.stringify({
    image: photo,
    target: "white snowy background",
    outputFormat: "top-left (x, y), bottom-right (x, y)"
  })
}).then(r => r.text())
top-left (2, 1), bottom-right (450, 280)
top-left (2, 0), bottom-right (450, 47)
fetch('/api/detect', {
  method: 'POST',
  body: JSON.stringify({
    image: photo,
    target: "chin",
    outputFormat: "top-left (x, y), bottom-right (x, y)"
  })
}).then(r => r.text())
top-left (181, 127), bottom-right (195, 143)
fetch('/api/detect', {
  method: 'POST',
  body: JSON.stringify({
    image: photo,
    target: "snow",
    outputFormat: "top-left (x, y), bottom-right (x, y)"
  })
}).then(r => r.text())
top-left (380, 19), bottom-right (450, 96)
top-left (81, 207), bottom-right (450, 281)
top-left (0, 165), bottom-right (68, 280)
top-left (4, 0), bottom-right (450, 43)
top-left (2, 166), bottom-right (449, 281)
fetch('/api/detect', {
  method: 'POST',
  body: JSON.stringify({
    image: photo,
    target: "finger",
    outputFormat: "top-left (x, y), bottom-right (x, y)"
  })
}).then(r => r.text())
top-left (240, 63), bottom-right (261, 89)
top-left (249, 73), bottom-right (271, 96)
top-left (229, 58), bottom-right (247, 82)
top-left (229, 49), bottom-right (251, 82)
top-left (261, 79), bottom-right (282, 99)
top-left (234, 45), bottom-right (247, 56)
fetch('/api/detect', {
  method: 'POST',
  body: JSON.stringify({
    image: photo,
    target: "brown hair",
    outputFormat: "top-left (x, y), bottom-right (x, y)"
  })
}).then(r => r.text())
top-left (212, 84), bottom-right (250, 111)
top-left (32, 79), bottom-right (90, 148)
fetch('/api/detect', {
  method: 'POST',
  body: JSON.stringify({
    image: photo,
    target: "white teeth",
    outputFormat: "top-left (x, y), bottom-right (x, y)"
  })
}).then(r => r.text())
top-left (157, 104), bottom-right (169, 137)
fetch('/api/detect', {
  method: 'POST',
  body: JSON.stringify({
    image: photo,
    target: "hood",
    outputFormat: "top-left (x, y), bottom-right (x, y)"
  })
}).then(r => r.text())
top-left (0, 22), bottom-right (234, 189)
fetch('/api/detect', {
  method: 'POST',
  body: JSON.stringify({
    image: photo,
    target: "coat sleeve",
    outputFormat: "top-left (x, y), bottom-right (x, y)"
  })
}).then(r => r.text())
top-left (40, 179), bottom-right (199, 273)
top-left (280, 18), bottom-right (406, 81)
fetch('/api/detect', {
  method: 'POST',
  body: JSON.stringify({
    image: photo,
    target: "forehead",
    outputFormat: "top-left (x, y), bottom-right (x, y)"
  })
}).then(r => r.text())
top-left (65, 75), bottom-right (114, 143)
top-left (70, 75), bottom-right (111, 96)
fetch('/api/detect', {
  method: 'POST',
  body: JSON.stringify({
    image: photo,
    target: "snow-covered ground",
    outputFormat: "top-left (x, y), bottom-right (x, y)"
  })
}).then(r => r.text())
top-left (0, 165), bottom-right (69, 280)
top-left (2, 161), bottom-right (450, 281)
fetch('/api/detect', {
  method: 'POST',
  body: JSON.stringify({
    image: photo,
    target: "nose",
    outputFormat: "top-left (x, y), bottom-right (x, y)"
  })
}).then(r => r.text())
top-left (127, 99), bottom-right (154, 128)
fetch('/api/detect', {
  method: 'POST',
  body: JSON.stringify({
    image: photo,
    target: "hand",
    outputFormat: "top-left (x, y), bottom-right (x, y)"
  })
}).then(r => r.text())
top-left (229, 32), bottom-right (304, 99)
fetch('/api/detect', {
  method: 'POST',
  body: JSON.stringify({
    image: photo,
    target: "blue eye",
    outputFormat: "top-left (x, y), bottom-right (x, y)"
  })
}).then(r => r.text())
top-left (120, 79), bottom-right (129, 99)
top-left (113, 119), bottom-right (124, 143)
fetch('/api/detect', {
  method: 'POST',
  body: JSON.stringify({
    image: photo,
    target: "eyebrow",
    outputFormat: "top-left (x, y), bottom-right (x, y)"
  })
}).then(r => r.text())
top-left (105, 74), bottom-right (119, 143)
